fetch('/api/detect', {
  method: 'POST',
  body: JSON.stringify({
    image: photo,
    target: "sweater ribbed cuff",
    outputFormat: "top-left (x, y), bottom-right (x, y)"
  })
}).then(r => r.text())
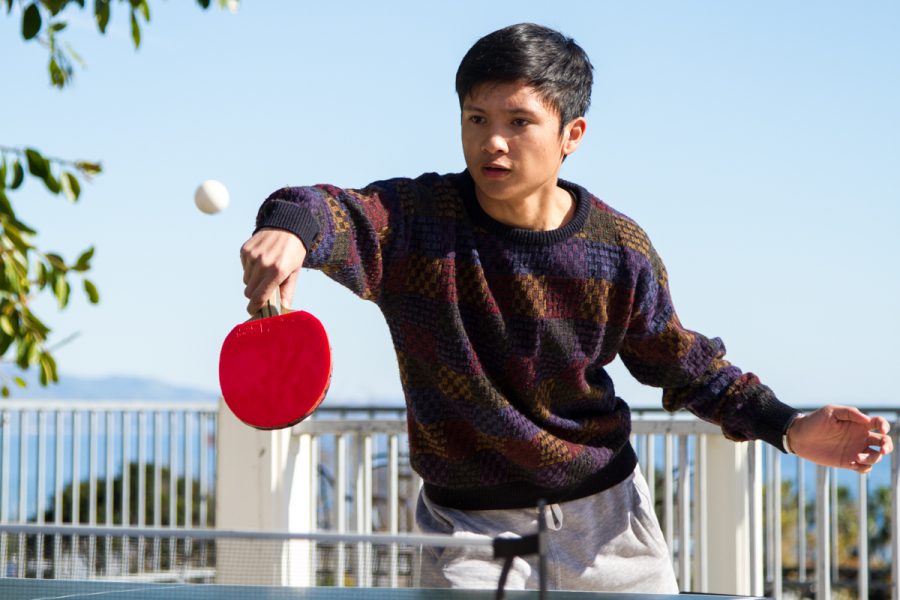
top-left (752, 393), bottom-right (802, 453)
top-left (254, 199), bottom-right (321, 252)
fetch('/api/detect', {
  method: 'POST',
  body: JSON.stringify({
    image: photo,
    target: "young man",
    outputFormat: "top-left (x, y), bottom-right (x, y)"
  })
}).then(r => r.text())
top-left (240, 23), bottom-right (893, 592)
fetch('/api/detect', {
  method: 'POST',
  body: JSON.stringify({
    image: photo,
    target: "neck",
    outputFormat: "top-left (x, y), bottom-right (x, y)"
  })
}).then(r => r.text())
top-left (475, 183), bottom-right (575, 231)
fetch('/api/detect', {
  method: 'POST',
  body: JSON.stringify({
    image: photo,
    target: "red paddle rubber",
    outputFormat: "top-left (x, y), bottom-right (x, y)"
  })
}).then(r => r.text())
top-left (219, 310), bottom-right (332, 430)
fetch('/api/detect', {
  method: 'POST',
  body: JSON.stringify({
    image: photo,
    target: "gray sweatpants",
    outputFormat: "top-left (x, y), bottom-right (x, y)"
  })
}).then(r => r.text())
top-left (415, 466), bottom-right (679, 593)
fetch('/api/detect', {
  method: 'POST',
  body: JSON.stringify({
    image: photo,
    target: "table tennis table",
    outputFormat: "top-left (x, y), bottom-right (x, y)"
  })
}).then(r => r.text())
top-left (0, 579), bottom-right (763, 600)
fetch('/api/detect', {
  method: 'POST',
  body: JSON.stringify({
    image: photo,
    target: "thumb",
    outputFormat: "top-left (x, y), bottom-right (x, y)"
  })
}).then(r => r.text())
top-left (280, 270), bottom-right (299, 311)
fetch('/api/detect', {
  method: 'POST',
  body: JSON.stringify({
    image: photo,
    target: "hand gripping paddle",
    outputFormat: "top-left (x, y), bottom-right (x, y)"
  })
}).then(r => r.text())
top-left (219, 297), bottom-right (332, 429)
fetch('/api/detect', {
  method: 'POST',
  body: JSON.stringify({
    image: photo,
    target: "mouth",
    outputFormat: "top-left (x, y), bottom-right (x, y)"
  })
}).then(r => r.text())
top-left (481, 164), bottom-right (511, 178)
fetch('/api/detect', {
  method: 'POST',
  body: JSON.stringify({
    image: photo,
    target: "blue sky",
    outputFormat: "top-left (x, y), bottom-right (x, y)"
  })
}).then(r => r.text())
top-left (2, 1), bottom-right (898, 408)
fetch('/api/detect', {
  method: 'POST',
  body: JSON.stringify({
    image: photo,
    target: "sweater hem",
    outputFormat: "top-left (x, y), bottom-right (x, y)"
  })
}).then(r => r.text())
top-left (423, 442), bottom-right (638, 510)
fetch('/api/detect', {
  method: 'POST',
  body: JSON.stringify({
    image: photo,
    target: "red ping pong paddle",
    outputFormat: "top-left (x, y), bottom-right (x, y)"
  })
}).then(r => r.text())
top-left (219, 298), bottom-right (332, 429)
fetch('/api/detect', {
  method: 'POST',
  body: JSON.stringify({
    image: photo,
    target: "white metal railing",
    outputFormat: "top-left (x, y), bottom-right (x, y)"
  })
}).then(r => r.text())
top-left (2, 400), bottom-right (898, 599)
top-left (293, 406), bottom-right (900, 600)
top-left (0, 399), bottom-right (217, 578)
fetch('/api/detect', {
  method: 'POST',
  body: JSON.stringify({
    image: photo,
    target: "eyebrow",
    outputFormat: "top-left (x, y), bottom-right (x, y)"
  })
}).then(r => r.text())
top-left (462, 103), bottom-right (540, 118)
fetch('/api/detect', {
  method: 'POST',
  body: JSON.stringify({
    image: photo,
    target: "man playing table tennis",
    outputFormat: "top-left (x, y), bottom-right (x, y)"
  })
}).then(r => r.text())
top-left (240, 23), bottom-right (893, 593)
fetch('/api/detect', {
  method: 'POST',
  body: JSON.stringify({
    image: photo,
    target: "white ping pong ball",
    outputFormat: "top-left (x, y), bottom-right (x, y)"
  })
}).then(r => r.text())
top-left (194, 179), bottom-right (230, 214)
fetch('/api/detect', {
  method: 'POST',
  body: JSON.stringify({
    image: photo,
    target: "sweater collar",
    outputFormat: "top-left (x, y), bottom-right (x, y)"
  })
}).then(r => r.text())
top-left (455, 169), bottom-right (591, 245)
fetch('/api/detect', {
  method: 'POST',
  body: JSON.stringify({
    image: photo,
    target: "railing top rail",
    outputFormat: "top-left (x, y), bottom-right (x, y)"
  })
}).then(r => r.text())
top-left (0, 399), bottom-right (218, 413)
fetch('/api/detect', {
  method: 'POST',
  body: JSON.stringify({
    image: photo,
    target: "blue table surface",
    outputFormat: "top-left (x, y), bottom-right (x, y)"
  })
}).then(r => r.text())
top-left (0, 579), bottom-right (765, 600)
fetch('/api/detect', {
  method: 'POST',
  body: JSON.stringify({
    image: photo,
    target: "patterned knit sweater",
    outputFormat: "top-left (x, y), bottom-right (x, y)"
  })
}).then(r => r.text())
top-left (255, 170), bottom-right (799, 509)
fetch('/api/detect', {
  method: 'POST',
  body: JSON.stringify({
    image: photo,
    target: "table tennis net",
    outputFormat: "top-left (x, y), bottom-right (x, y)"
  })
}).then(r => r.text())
top-left (0, 523), bottom-right (541, 599)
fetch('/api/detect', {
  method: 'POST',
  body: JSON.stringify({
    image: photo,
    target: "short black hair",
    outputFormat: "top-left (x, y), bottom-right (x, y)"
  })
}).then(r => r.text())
top-left (455, 23), bottom-right (593, 130)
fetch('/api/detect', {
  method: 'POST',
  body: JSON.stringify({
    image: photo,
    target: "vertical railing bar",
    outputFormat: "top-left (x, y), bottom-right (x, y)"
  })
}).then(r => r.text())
top-left (17, 411), bottom-right (28, 525)
top-left (153, 412), bottom-right (162, 573)
top-left (88, 411), bottom-right (97, 577)
top-left (72, 412), bottom-right (81, 576)
top-left (122, 411), bottom-right (132, 572)
top-left (357, 434), bottom-right (373, 586)
top-left (678, 435), bottom-right (690, 590)
top-left (890, 428), bottom-right (899, 600)
top-left (36, 411), bottom-right (47, 578)
top-left (169, 411), bottom-right (177, 570)
top-left (184, 412), bottom-right (193, 529)
top-left (1, 409), bottom-right (9, 576)
top-left (104, 412), bottom-right (113, 575)
top-left (664, 433), bottom-right (674, 562)
top-left (72, 410), bottom-right (81, 524)
top-left (309, 433), bottom-right (319, 584)
top-left (748, 441), bottom-right (762, 597)
top-left (696, 435), bottom-right (708, 592)
top-left (774, 446), bottom-right (783, 600)
top-left (858, 472), bottom-right (868, 600)
top-left (15, 411), bottom-right (27, 578)
top-left (798, 456), bottom-right (807, 582)
top-left (138, 411), bottom-right (147, 576)
top-left (183, 412), bottom-right (193, 572)
top-left (830, 469), bottom-right (838, 584)
top-left (53, 412), bottom-right (64, 579)
top-left (199, 414), bottom-right (209, 529)
top-left (389, 433), bottom-right (400, 588)
top-left (336, 433), bottom-right (347, 588)
top-left (816, 465), bottom-right (831, 600)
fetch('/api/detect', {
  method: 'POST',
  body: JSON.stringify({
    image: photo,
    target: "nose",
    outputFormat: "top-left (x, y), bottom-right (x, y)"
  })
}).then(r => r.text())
top-left (482, 130), bottom-right (509, 155)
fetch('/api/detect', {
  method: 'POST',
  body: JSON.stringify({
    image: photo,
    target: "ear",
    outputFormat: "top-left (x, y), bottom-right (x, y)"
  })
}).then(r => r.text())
top-left (561, 117), bottom-right (587, 157)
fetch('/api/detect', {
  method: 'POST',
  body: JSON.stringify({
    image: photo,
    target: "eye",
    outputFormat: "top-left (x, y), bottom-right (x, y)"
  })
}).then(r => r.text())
top-left (467, 115), bottom-right (486, 125)
top-left (512, 118), bottom-right (530, 127)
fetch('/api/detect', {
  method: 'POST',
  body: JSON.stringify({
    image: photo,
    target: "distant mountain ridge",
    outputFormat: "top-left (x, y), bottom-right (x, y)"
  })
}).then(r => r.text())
top-left (1, 370), bottom-right (219, 401)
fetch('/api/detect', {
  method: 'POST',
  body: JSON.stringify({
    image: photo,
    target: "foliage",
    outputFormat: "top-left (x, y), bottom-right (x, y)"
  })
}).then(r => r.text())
top-left (3, 0), bottom-right (236, 395)
top-left (43, 462), bottom-right (212, 526)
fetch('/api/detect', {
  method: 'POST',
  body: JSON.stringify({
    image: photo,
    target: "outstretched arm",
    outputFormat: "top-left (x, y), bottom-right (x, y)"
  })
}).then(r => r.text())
top-left (787, 405), bottom-right (894, 474)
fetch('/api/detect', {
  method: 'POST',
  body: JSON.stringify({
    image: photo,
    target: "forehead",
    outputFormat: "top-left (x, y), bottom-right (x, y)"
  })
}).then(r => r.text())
top-left (463, 81), bottom-right (557, 115)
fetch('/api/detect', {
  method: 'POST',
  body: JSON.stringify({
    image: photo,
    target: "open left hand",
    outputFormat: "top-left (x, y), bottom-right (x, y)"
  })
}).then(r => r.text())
top-left (788, 405), bottom-right (894, 474)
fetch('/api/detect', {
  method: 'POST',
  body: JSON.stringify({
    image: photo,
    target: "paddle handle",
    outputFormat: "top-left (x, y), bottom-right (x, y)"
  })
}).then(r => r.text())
top-left (255, 287), bottom-right (293, 320)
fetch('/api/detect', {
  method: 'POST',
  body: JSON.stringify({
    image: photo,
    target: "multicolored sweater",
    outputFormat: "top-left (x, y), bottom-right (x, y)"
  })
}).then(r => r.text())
top-left (255, 170), bottom-right (799, 510)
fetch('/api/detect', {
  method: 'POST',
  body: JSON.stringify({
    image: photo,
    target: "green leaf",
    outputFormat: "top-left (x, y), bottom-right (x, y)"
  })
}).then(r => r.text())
top-left (74, 246), bottom-right (94, 271)
top-left (55, 276), bottom-right (71, 308)
top-left (16, 338), bottom-right (32, 369)
top-left (0, 315), bottom-right (14, 337)
top-left (0, 190), bottom-right (14, 217)
top-left (1, 386), bottom-right (9, 399)
top-left (95, 0), bottom-right (110, 33)
top-left (50, 21), bottom-right (67, 32)
top-left (37, 261), bottom-right (48, 288)
top-left (39, 352), bottom-right (58, 385)
top-left (75, 161), bottom-right (102, 175)
top-left (196, 0), bottom-right (211, 8)
top-left (22, 3), bottom-right (41, 40)
top-left (130, 10), bottom-right (141, 48)
top-left (42, 172), bottom-right (61, 195)
top-left (11, 161), bottom-right (24, 189)
top-left (5, 225), bottom-right (32, 255)
top-left (49, 56), bottom-right (66, 87)
top-left (46, 253), bottom-right (67, 271)
top-left (139, 0), bottom-right (150, 21)
top-left (0, 333), bottom-right (13, 357)
top-left (84, 279), bottom-right (100, 304)
top-left (0, 158), bottom-right (7, 187)
top-left (25, 148), bottom-right (49, 179)
top-left (14, 376), bottom-right (26, 388)
top-left (61, 172), bottom-right (81, 201)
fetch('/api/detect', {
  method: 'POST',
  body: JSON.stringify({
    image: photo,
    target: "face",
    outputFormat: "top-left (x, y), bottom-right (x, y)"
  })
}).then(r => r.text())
top-left (461, 81), bottom-right (585, 206)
